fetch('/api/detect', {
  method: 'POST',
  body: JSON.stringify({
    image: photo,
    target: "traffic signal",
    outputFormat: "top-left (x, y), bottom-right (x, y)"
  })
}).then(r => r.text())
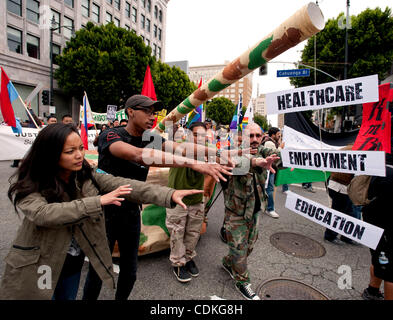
top-left (42, 90), bottom-right (50, 105)
top-left (259, 64), bottom-right (268, 76)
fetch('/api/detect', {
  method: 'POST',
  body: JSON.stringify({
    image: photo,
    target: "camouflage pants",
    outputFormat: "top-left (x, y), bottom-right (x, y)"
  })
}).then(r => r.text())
top-left (222, 209), bottom-right (260, 284)
top-left (166, 203), bottom-right (204, 266)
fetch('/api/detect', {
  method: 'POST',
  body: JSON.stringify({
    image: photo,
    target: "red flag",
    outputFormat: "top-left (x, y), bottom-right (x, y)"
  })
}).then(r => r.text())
top-left (80, 122), bottom-right (89, 150)
top-left (0, 67), bottom-right (17, 127)
top-left (141, 65), bottom-right (159, 127)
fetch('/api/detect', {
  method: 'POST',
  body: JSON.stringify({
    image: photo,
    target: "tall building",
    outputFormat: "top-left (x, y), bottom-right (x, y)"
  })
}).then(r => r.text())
top-left (188, 62), bottom-right (253, 108)
top-left (0, 0), bottom-right (169, 122)
top-left (254, 94), bottom-right (266, 116)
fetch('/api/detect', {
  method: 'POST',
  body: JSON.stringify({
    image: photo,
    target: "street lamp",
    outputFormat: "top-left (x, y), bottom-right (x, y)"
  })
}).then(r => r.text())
top-left (49, 17), bottom-right (74, 106)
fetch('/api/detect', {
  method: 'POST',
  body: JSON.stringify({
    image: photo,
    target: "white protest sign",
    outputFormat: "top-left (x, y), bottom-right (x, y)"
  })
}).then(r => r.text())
top-left (106, 105), bottom-right (118, 121)
top-left (282, 149), bottom-right (386, 176)
top-left (283, 125), bottom-right (336, 150)
top-left (285, 191), bottom-right (384, 249)
top-left (266, 74), bottom-right (379, 115)
top-left (0, 126), bottom-right (98, 160)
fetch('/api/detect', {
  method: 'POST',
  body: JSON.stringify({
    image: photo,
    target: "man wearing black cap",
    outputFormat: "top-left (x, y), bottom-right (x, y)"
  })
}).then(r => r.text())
top-left (83, 94), bottom-right (233, 300)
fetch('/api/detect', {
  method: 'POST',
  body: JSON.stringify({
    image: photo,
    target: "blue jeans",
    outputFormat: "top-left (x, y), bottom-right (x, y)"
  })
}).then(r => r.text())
top-left (52, 253), bottom-right (85, 300)
top-left (266, 172), bottom-right (275, 212)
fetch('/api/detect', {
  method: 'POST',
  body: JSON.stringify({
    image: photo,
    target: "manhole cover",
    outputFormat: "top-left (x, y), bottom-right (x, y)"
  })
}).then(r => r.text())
top-left (257, 278), bottom-right (330, 300)
top-left (270, 232), bottom-right (326, 259)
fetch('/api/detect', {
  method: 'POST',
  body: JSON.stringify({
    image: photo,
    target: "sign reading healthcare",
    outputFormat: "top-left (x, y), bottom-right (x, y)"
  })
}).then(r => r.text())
top-left (282, 149), bottom-right (386, 176)
top-left (277, 68), bottom-right (310, 78)
top-left (285, 191), bottom-right (384, 249)
top-left (266, 74), bottom-right (379, 115)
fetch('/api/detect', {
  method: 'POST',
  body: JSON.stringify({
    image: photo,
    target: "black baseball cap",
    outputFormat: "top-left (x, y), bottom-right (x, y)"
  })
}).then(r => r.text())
top-left (125, 94), bottom-right (164, 112)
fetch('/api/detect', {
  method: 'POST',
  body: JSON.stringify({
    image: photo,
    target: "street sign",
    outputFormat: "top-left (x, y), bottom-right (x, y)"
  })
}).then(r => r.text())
top-left (277, 68), bottom-right (310, 78)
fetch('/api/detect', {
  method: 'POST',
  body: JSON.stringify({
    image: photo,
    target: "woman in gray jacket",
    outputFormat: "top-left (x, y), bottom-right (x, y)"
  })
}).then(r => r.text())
top-left (0, 123), bottom-right (201, 300)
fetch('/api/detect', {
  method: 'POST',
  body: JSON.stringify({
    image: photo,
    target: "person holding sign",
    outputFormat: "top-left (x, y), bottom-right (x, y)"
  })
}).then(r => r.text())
top-left (221, 123), bottom-right (280, 300)
top-left (0, 123), bottom-right (201, 300)
top-left (83, 94), bottom-right (234, 300)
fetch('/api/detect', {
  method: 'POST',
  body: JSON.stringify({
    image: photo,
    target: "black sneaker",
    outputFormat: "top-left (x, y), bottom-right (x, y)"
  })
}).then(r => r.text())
top-left (186, 260), bottom-right (199, 277)
top-left (222, 261), bottom-right (234, 280)
top-left (219, 226), bottom-right (227, 243)
top-left (235, 282), bottom-right (260, 300)
top-left (173, 266), bottom-right (192, 283)
top-left (361, 288), bottom-right (384, 300)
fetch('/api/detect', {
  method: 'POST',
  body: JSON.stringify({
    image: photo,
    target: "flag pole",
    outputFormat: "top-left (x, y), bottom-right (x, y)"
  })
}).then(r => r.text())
top-left (17, 95), bottom-right (40, 129)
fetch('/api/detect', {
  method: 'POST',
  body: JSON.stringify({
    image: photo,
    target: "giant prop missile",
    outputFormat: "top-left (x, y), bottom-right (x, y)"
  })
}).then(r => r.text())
top-left (155, 2), bottom-right (325, 133)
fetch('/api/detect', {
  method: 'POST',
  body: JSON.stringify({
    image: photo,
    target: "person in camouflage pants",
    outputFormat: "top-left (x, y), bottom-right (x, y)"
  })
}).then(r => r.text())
top-left (221, 123), bottom-right (280, 300)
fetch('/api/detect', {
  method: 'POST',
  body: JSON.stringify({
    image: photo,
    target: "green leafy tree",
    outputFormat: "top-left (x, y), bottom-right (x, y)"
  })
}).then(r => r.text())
top-left (291, 7), bottom-right (393, 88)
top-left (151, 62), bottom-right (197, 112)
top-left (206, 97), bottom-right (236, 125)
top-left (55, 22), bottom-right (196, 112)
top-left (253, 114), bottom-right (269, 132)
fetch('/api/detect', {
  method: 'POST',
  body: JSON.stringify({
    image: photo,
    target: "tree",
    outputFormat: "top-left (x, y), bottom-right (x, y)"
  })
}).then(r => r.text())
top-left (205, 97), bottom-right (236, 125)
top-left (291, 7), bottom-right (393, 88)
top-left (55, 22), bottom-right (196, 112)
top-left (151, 62), bottom-right (197, 112)
top-left (253, 114), bottom-right (269, 132)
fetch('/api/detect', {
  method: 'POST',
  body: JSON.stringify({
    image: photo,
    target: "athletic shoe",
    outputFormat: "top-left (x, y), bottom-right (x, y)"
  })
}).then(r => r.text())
top-left (265, 210), bottom-right (279, 218)
top-left (219, 226), bottom-right (227, 243)
top-left (324, 238), bottom-right (345, 245)
top-left (340, 238), bottom-right (360, 246)
top-left (282, 190), bottom-right (289, 194)
top-left (361, 288), bottom-right (384, 300)
top-left (173, 266), bottom-right (192, 283)
top-left (186, 260), bottom-right (199, 277)
top-left (235, 282), bottom-right (260, 300)
top-left (222, 261), bottom-right (234, 280)
top-left (305, 187), bottom-right (316, 193)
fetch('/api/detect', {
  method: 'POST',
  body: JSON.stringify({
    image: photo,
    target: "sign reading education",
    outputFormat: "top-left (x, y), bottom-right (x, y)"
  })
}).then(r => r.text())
top-left (277, 68), bottom-right (310, 78)
top-left (282, 149), bottom-right (386, 176)
top-left (285, 191), bottom-right (384, 249)
top-left (266, 74), bottom-right (379, 115)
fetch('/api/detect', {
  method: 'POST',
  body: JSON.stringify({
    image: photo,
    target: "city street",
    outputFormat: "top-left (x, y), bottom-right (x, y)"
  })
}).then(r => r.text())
top-left (0, 160), bottom-right (372, 300)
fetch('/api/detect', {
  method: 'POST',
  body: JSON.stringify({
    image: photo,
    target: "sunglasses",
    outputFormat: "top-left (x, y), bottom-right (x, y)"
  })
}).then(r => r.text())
top-left (249, 133), bottom-right (262, 138)
top-left (131, 107), bottom-right (159, 117)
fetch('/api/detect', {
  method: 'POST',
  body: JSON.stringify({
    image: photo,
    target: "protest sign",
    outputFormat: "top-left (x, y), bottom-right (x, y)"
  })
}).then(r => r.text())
top-left (106, 105), bottom-right (118, 121)
top-left (0, 126), bottom-right (98, 160)
top-left (353, 83), bottom-right (392, 153)
top-left (282, 149), bottom-right (386, 176)
top-left (285, 191), bottom-right (384, 249)
top-left (266, 75), bottom-right (378, 115)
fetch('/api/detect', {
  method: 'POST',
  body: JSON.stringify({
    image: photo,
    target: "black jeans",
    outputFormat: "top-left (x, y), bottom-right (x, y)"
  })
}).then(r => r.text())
top-left (324, 188), bottom-right (355, 241)
top-left (82, 207), bottom-right (141, 300)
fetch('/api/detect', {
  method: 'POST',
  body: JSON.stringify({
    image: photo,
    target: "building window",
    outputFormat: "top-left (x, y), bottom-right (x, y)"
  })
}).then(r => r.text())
top-left (147, 0), bottom-right (151, 12)
top-left (158, 28), bottom-right (162, 41)
top-left (52, 44), bottom-right (61, 64)
top-left (106, 0), bottom-right (112, 4)
top-left (7, 26), bottom-right (22, 54)
top-left (146, 38), bottom-right (150, 46)
top-left (141, 0), bottom-right (145, 8)
top-left (154, 5), bottom-right (158, 19)
top-left (132, 7), bottom-right (137, 23)
top-left (27, 0), bottom-right (40, 24)
top-left (146, 18), bottom-right (150, 32)
top-left (64, 16), bottom-right (74, 38)
top-left (153, 43), bottom-right (157, 57)
top-left (106, 12), bottom-right (112, 24)
top-left (92, 3), bottom-right (100, 23)
top-left (27, 34), bottom-right (40, 59)
top-left (125, 2), bottom-right (130, 17)
top-left (125, 24), bottom-right (130, 31)
top-left (64, 0), bottom-right (74, 8)
top-left (7, 0), bottom-right (22, 16)
top-left (81, 0), bottom-right (90, 17)
top-left (114, 17), bottom-right (120, 27)
top-left (154, 25), bottom-right (157, 38)
top-left (159, 10), bottom-right (162, 22)
top-left (158, 46), bottom-right (161, 59)
top-left (114, 0), bottom-right (120, 10)
top-left (51, 9), bottom-right (61, 32)
top-left (141, 14), bottom-right (145, 29)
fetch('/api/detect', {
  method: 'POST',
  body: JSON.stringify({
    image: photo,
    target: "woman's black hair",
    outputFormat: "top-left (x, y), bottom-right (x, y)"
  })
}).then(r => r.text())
top-left (8, 123), bottom-right (93, 211)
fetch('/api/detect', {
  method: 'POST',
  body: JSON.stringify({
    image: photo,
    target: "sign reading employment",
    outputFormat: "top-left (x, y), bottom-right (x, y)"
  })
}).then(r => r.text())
top-left (277, 69), bottom-right (310, 78)
top-left (285, 191), bottom-right (384, 249)
top-left (266, 74), bottom-right (379, 115)
top-left (282, 149), bottom-right (386, 176)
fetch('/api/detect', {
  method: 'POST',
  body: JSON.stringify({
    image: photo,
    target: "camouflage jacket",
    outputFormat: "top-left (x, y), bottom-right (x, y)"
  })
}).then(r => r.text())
top-left (223, 146), bottom-right (280, 221)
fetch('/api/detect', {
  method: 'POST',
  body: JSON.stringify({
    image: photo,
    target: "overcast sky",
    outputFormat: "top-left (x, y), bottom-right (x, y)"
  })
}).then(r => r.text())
top-left (165, 0), bottom-right (392, 125)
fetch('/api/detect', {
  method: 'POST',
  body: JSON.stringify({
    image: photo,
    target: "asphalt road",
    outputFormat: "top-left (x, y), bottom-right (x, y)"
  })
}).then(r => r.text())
top-left (0, 160), bottom-right (372, 300)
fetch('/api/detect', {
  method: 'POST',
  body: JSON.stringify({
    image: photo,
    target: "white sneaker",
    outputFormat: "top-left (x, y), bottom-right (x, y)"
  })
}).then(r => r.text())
top-left (282, 190), bottom-right (289, 194)
top-left (265, 210), bottom-right (279, 218)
